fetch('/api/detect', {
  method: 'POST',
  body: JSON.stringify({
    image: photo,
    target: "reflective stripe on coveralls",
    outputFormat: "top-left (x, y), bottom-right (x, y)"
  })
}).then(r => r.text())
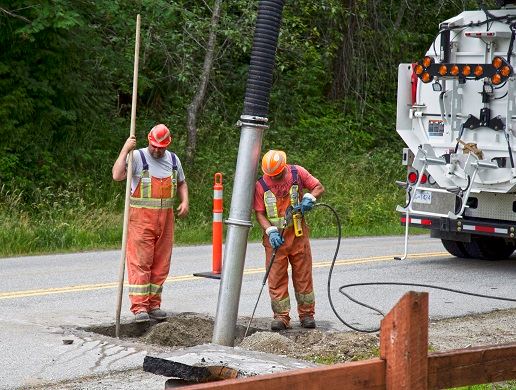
top-left (127, 283), bottom-right (163, 295)
top-left (259, 165), bottom-right (315, 327)
top-left (126, 150), bottom-right (178, 314)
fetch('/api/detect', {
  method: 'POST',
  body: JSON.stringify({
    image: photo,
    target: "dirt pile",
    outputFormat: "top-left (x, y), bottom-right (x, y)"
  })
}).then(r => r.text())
top-left (239, 332), bottom-right (296, 355)
top-left (144, 313), bottom-right (214, 347)
top-left (138, 309), bottom-right (515, 365)
top-left (140, 313), bottom-right (379, 364)
top-left (239, 329), bottom-right (378, 363)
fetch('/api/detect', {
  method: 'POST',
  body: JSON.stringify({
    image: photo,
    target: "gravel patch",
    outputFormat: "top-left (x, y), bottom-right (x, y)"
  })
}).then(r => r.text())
top-left (239, 332), bottom-right (296, 355)
top-left (144, 313), bottom-right (214, 347)
top-left (238, 309), bottom-right (515, 363)
top-left (429, 308), bottom-right (516, 351)
top-left (238, 329), bottom-right (378, 363)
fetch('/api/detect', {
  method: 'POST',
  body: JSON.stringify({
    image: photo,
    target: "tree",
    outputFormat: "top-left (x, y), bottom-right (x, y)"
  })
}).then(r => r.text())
top-left (186, 0), bottom-right (222, 164)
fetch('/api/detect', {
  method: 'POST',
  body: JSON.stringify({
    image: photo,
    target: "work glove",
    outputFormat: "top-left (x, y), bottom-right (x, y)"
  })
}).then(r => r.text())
top-left (266, 226), bottom-right (284, 249)
top-left (300, 193), bottom-right (316, 214)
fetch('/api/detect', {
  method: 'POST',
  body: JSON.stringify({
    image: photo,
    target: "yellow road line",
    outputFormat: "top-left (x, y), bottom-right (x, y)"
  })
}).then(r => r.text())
top-left (0, 251), bottom-right (447, 300)
top-left (244, 251), bottom-right (447, 274)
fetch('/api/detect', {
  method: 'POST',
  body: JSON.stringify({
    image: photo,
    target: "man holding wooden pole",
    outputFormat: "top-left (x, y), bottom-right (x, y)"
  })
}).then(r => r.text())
top-left (113, 124), bottom-right (189, 322)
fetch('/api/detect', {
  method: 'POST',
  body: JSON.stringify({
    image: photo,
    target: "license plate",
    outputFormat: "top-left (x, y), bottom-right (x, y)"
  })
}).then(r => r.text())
top-left (414, 190), bottom-right (432, 204)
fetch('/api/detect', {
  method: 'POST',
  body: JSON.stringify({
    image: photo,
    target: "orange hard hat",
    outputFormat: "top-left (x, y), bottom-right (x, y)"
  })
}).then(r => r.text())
top-left (261, 150), bottom-right (287, 177)
top-left (148, 124), bottom-right (171, 148)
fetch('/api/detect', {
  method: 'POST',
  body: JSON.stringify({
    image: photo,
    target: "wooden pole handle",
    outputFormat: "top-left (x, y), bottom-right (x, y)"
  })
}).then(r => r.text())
top-left (115, 14), bottom-right (141, 339)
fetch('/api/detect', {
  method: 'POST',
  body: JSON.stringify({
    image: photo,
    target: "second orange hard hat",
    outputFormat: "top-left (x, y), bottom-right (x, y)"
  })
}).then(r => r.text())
top-left (261, 150), bottom-right (287, 177)
top-left (148, 124), bottom-right (171, 148)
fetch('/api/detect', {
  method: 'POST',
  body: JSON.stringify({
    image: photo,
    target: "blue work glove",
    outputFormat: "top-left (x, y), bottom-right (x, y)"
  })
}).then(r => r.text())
top-left (266, 226), bottom-right (284, 249)
top-left (300, 193), bottom-right (316, 214)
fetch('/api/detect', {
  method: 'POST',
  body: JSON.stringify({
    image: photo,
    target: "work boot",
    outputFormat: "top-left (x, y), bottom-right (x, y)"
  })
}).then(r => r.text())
top-left (300, 317), bottom-right (316, 329)
top-left (149, 308), bottom-right (167, 320)
top-left (135, 311), bottom-right (150, 323)
top-left (270, 319), bottom-right (287, 331)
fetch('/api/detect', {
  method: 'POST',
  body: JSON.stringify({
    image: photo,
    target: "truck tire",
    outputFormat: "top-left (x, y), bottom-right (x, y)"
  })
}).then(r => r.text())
top-left (441, 239), bottom-right (470, 258)
top-left (461, 239), bottom-right (483, 259)
top-left (462, 236), bottom-right (515, 260)
top-left (477, 237), bottom-right (514, 260)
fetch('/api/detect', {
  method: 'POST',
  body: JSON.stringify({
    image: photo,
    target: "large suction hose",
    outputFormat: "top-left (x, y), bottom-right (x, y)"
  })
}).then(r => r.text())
top-left (243, 0), bottom-right (285, 118)
top-left (212, 0), bottom-right (285, 346)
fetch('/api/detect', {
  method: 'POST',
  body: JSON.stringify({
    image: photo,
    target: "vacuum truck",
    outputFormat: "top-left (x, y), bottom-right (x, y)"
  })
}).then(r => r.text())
top-left (396, 1), bottom-right (516, 259)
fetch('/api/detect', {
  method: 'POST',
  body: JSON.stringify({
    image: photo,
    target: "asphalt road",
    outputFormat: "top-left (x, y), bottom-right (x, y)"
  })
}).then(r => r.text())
top-left (0, 235), bottom-right (515, 388)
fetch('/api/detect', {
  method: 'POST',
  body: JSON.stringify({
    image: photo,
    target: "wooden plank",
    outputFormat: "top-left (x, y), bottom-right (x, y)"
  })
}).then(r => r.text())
top-left (428, 343), bottom-right (516, 389)
top-left (185, 358), bottom-right (386, 390)
top-left (380, 291), bottom-right (429, 390)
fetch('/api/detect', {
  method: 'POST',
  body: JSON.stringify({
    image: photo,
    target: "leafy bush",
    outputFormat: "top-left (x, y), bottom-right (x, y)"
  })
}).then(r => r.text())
top-left (0, 1), bottom-right (485, 255)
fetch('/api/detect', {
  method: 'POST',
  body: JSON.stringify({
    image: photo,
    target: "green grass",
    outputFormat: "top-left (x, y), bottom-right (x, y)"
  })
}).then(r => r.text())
top-left (449, 382), bottom-right (516, 390)
top-left (0, 145), bottom-right (417, 257)
top-left (308, 354), bottom-right (343, 365)
top-left (0, 152), bottom-right (413, 258)
top-left (0, 113), bottom-right (416, 258)
top-left (0, 187), bottom-right (122, 256)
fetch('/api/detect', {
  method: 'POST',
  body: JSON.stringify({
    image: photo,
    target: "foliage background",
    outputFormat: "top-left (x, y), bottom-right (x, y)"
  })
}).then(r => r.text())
top-left (0, 0), bottom-right (493, 255)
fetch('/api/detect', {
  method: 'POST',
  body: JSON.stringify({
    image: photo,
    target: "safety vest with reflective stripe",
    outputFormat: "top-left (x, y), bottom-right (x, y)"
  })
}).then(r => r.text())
top-left (129, 150), bottom-right (178, 209)
top-left (258, 165), bottom-right (300, 229)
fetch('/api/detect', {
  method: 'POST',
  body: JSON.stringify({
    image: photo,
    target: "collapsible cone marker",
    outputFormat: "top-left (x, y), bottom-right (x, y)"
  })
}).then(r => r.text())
top-left (193, 173), bottom-right (223, 279)
top-left (212, 173), bottom-right (223, 274)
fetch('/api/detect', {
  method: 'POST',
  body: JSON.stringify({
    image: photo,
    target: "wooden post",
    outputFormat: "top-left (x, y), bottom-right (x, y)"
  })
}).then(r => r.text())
top-left (115, 14), bottom-right (141, 339)
top-left (380, 291), bottom-right (429, 390)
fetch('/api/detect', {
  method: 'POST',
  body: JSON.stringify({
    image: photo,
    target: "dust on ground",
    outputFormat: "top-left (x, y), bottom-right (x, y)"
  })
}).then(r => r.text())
top-left (25, 309), bottom-right (515, 389)
top-left (238, 329), bottom-right (378, 363)
top-left (139, 313), bottom-right (379, 364)
top-left (429, 308), bottom-right (516, 351)
top-left (141, 308), bottom-right (515, 364)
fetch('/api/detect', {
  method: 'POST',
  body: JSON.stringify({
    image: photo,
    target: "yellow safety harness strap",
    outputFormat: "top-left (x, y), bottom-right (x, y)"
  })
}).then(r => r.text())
top-left (259, 165), bottom-right (301, 228)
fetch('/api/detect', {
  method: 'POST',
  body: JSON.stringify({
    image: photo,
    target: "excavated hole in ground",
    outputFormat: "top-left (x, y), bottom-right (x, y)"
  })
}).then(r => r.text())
top-left (83, 312), bottom-right (380, 364)
top-left (81, 309), bottom-right (516, 365)
top-left (84, 313), bottom-right (255, 346)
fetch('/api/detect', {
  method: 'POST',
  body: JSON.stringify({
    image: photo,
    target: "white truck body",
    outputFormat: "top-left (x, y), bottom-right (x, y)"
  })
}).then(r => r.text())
top-left (397, 6), bottom-right (516, 259)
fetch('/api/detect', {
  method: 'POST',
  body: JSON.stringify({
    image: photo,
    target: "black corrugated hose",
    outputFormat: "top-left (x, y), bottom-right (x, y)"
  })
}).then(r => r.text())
top-left (242, 0), bottom-right (285, 118)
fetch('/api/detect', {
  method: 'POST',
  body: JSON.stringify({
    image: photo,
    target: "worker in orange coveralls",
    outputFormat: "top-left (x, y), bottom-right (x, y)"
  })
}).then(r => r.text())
top-left (112, 124), bottom-right (189, 322)
top-left (253, 150), bottom-right (325, 331)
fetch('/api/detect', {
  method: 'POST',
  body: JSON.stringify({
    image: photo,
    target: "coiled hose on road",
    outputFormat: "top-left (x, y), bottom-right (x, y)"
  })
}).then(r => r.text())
top-left (316, 203), bottom-right (516, 333)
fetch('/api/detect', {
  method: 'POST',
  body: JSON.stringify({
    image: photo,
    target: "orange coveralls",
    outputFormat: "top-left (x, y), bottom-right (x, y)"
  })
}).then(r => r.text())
top-left (255, 165), bottom-right (318, 327)
top-left (126, 152), bottom-right (177, 314)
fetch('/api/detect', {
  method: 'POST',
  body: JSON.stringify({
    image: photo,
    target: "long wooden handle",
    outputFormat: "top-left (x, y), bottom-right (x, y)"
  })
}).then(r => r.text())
top-left (115, 14), bottom-right (141, 339)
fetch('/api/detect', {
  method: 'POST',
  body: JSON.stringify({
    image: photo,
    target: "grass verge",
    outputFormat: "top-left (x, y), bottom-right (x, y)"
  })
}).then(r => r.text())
top-left (449, 382), bottom-right (516, 390)
top-left (0, 145), bottom-right (414, 257)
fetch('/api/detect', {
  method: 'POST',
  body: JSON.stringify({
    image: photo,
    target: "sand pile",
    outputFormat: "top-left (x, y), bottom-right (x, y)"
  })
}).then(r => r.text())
top-left (144, 313), bottom-right (214, 347)
top-left (239, 331), bottom-right (296, 355)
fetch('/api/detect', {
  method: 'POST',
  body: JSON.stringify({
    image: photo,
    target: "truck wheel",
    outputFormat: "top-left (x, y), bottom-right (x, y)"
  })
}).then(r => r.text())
top-left (441, 239), bottom-right (470, 258)
top-left (461, 239), bottom-right (483, 259)
top-left (477, 237), bottom-right (514, 260)
top-left (463, 236), bottom-right (515, 260)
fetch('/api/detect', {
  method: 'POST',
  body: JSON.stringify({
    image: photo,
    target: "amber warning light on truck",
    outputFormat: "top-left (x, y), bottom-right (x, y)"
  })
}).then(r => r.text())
top-left (414, 56), bottom-right (513, 85)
